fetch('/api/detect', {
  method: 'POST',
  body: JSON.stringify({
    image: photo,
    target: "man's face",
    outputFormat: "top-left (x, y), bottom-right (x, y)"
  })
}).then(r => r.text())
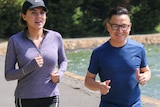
top-left (106, 14), bottom-right (132, 47)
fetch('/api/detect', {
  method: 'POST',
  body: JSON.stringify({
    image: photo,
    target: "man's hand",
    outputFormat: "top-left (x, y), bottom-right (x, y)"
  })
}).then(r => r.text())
top-left (99, 80), bottom-right (111, 95)
top-left (136, 68), bottom-right (147, 85)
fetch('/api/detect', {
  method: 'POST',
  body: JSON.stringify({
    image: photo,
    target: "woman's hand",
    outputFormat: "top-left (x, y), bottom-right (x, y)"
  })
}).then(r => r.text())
top-left (50, 68), bottom-right (60, 83)
top-left (35, 54), bottom-right (44, 68)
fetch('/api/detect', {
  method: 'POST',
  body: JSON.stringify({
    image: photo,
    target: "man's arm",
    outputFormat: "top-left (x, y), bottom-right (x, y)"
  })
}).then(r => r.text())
top-left (85, 71), bottom-right (111, 95)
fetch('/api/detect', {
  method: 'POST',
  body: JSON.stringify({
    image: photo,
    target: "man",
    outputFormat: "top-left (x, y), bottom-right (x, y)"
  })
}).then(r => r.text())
top-left (85, 6), bottom-right (151, 107)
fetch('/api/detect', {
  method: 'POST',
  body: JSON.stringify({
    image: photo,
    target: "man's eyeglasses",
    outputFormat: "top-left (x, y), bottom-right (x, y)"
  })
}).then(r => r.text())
top-left (108, 22), bottom-right (130, 31)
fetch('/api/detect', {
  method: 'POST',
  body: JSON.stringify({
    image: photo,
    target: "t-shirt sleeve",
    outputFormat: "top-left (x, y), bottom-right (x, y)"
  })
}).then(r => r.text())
top-left (88, 50), bottom-right (99, 74)
top-left (140, 46), bottom-right (148, 68)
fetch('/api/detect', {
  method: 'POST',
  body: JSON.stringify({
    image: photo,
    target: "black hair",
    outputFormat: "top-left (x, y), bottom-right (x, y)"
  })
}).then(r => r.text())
top-left (20, 1), bottom-right (31, 26)
top-left (108, 6), bottom-right (130, 21)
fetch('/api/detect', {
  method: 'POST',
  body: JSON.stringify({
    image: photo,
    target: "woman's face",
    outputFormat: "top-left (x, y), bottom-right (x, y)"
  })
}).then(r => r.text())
top-left (22, 7), bottom-right (47, 30)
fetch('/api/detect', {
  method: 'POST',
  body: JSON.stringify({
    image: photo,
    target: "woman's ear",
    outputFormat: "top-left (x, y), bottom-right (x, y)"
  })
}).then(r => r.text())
top-left (21, 14), bottom-right (26, 21)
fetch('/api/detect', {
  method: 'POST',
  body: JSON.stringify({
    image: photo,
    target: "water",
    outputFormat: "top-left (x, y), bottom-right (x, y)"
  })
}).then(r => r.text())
top-left (66, 45), bottom-right (160, 100)
top-left (141, 45), bottom-right (160, 100)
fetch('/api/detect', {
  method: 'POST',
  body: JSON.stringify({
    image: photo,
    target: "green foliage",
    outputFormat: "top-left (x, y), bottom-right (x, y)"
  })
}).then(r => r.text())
top-left (0, 0), bottom-right (160, 38)
top-left (72, 7), bottom-right (83, 25)
top-left (155, 24), bottom-right (160, 33)
top-left (129, 0), bottom-right (160, 34)
top-left (0, 0), bottom-right (23, 37)
top-left (45, 0), bottom-right (84, 38)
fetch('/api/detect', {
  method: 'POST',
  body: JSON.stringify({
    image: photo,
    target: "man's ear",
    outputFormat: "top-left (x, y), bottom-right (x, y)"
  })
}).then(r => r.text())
top-left (106, 22), bottom-right (110, 32)
top-left (130, 23), bottom-right (132, 28)
top-left (128, 23), bottom-right (132, 31)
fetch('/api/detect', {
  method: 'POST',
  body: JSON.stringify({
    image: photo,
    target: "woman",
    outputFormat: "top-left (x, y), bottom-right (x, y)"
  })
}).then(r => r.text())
top-left (5, 0), bottom-right (67, 107)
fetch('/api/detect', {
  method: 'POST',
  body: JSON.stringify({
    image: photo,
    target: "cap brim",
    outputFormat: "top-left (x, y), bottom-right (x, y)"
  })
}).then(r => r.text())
top-left (29, 5), bottom-right (47, 11)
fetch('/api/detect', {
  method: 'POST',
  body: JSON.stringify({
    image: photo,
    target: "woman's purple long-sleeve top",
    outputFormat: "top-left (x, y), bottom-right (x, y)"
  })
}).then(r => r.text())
top-left (5, 28), bottom-right (68, 98)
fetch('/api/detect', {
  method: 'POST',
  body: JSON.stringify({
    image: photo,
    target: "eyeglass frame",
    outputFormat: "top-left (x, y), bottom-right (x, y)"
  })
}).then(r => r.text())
top-left (108, 22), bottom-right (131, 31)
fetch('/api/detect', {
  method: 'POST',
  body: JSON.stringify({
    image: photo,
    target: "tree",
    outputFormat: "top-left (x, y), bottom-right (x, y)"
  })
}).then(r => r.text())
top-left (45, 0), bottom-right (84, 38)
top-left (129, 0), bottom-right (160, 34)
top-left (0, 0), bottom-right (23, 37)
top-left (0, 0), bottom-right (159, 38)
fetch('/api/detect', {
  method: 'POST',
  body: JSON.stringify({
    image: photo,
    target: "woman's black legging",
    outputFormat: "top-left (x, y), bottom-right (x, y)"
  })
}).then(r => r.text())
top-left (15, 96), bottom-right (59, 107)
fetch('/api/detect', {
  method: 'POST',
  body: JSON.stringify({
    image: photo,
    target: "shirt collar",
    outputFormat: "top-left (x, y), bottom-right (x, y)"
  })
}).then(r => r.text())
top-left (22, 27), bottom-right (48, 39)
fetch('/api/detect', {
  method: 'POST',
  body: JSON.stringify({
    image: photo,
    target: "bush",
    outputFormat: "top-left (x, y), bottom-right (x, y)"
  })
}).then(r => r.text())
top-left (0, 0), bottom-right (23, 38)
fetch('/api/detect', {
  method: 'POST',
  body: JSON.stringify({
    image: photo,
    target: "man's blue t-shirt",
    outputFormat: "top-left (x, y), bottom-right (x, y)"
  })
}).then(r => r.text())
top-left (88, 39), bottom-right (148, 107)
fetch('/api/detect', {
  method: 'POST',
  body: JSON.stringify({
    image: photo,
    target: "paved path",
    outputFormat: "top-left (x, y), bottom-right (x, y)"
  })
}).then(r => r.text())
top-left (0, 55), bottom-right (100, 107)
